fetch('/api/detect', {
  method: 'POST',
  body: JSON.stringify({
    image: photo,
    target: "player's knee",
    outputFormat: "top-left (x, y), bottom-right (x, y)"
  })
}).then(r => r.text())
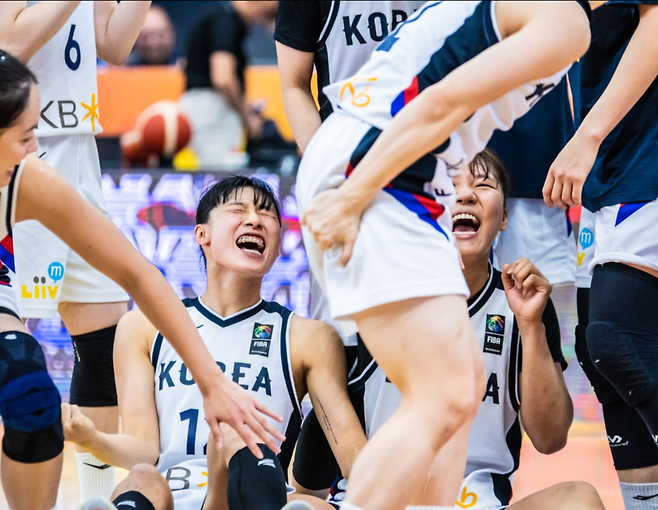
top-left (575, 324), bottom-right (622, 405)
top-left (70, 325), bottom-right (118, 407)
top-left (552, 481), bottom-right (604, 510)
top-left (586, 321), bottom-right (658, 408)
top-left (0, 331), bottom-right (63, 463)
top-left (112, 464), bottom-right (171, 508)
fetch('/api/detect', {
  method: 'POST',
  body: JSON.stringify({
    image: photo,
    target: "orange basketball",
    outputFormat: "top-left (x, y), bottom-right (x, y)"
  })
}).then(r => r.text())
top-left (121, 100), bottom-right (192, 165)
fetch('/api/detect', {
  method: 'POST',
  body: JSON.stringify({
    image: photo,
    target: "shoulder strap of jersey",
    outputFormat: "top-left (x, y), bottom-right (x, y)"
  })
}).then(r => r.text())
top-left (318, 1), bottom-right (340, 45)
top-left (508, 318), bottom-right (521, 411)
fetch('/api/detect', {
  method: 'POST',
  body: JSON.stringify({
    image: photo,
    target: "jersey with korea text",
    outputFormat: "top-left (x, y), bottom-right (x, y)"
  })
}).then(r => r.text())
top-left (324, 1), bottom-right (573, 174)
top-left (151, 297), bottom-right (302, 506)
top-left (27, 1), bottom-right (101, 136)
top-left (275, 1), bottom-right (426, 120)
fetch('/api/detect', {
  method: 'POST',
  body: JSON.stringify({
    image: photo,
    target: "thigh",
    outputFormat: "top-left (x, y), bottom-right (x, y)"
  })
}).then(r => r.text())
top-left (507, 482), bottom-right (603, 510)
top-left (354, 294), bottom-right (480, 397)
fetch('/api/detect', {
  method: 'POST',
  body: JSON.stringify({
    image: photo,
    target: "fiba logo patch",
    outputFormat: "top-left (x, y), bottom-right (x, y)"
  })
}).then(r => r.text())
top-left (250, 323), bottom-right (273, 357)
top-left (484, 315), bottom-right (505, 355)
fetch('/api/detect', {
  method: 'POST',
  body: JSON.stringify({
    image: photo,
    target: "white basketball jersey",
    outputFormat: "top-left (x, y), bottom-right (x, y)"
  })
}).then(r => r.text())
top-left (27, 1), bottom-right (101, 136)
top-left (151, 297), bottom-right (302, 509)
top-left (319, 1), bottom-right (426, 83)
top-left (324, 1), bottom-right (570, 171)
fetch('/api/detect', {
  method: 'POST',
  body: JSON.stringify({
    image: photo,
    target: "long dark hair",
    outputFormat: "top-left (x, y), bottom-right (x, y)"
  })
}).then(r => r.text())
top-left (0, 50), bottom-right (37, 129)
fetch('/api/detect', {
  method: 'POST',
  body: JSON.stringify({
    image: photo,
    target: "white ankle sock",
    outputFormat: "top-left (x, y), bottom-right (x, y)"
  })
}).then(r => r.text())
top-left (75, 451), bottom-right (115, 501)
top-left (621, 483), bottom-right (658, 510)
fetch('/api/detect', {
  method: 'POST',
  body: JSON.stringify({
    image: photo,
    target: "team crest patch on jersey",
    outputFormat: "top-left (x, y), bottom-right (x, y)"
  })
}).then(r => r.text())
top-left (250, 323), bottom-right (273, 357)
top-left (484, 315), bottom-right (505, 355)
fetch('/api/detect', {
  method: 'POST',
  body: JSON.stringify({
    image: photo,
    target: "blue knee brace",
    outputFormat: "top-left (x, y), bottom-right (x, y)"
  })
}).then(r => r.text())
top-left (0, 331), bottom-right (63, 463)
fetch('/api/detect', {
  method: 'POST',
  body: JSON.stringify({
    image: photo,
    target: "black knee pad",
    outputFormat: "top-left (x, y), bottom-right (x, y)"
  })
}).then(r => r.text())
top-left (587, 263), bottom-right (658, 408)
top-left (0, 331), bottom-right (63, 463)
top-left (227, 445), bottom-right (287, 510)
top-left (575, 322), bottom-right (623, 405)
top-left (602, 400), bottom-right (658, 470)
top-left (70, 325), bottom-right (118, 407)
top-left (586, 321), bottom-right (658, 408)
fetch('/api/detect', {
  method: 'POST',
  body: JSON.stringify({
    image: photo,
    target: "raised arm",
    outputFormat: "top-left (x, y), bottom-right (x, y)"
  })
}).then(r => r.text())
top-left (94, 0), bottom-right (151, 65)
top-left (276, 42), bottom-right (321, 153)
top-left (16, 155), bottom-right (285, 459)
top-left (292, 316), bottom-right (367, 478)
top-left (0, 1), bottom-right (80, 63)
top-left (301, 2), bottom-right (590, 266)
top-left (501, 259), bottom-right (573, 454)
top-left (62, 310), bottom-right (160, 469)
top-left (544, 4), bottom-right (658, 209)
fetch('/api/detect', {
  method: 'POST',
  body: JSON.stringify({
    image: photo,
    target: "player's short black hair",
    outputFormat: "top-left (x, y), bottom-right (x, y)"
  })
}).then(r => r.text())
top-left (469, 149), bottom-right (510, 207)
top-left (196, 175), bottom-right (281, 225)
top-left (0, 50), bottom-right (37, 130)
top-left (196, 175), bottom-right (282, 271)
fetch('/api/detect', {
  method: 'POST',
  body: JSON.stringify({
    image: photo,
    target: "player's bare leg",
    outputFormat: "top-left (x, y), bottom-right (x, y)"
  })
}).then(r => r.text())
top-left (205, 424), bottom-right (333, 510)
top-left (416, 419), bottom-right (475, 507)
top-left (0, 316), bottom-right (63, 510)
top-left (344, 295), bottom-right (485, 510)
top-left (1, 454), bottom-right (62, 510)
top-left (59, 300), bottom-right (127, 499)
top-left (506, 482), bottom-right (604, 510)
top-left (108, 464), bottom-right (174, 510)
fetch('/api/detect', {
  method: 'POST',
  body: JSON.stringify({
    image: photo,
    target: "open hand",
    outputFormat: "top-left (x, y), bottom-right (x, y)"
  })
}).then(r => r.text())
top-left (203, 380), bottom-right (286, 460)
top-left (501, 258), bottom-right (552, 324)
top-left (301, 188), bottom-right (362, 267)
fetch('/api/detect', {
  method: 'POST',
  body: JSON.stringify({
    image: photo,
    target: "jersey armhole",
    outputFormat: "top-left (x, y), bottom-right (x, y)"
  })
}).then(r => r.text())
top-left (6, 159), bottom-right (25, 235)
top-left (318, 1), bottom-right (339, 45)
top-left (508, 318), bottom-right (521, 412)
top-left (489, 1), bottom-right (503, 43)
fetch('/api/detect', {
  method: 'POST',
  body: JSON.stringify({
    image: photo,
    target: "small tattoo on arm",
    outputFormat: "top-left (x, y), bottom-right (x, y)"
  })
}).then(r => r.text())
top-left (317, 398), bottom-right (337, 444)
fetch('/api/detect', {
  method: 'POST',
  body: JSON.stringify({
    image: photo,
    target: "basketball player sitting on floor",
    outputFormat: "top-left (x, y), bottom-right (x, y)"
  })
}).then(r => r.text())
top-left (326, 151), bottom-right (606, 510)
top-left (62, 175), bottom-right (367, 510)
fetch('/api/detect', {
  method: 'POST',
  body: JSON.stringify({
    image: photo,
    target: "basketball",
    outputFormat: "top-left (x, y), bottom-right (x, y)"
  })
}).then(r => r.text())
top-left (120, 100), bottom-right (192, 165)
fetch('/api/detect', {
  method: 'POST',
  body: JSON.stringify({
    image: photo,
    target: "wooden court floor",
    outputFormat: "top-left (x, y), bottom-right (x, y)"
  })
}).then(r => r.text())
top-left (0, 422), bottom-right (623, 510)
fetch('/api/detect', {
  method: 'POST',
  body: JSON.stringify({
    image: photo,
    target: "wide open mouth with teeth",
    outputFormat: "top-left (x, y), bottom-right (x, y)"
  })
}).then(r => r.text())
top-left (452, 213), bottom-right (480, 236)
top-left (236, 234), bottom-right (265, 255)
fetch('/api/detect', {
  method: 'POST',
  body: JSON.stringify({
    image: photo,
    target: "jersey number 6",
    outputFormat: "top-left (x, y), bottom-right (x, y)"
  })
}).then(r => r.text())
top-left (65, 24), bottom-right (81, 71)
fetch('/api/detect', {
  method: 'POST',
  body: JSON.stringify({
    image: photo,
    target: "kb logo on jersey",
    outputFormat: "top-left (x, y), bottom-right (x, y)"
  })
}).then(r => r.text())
top-left (250, 323), bottom-right (273, 357)
top-left (484, 315), bottom-right (505, 356)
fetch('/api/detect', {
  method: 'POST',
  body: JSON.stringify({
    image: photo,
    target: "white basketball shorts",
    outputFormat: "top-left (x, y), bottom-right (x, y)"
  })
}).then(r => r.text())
top-left (493, 198), bottom-right (576, 286)
top-left (296, 111), bottom-right (468, 337)
top-left (13, 134), bottom-right (128, 318)
top-left (589, 199), bottom-right (658, 276)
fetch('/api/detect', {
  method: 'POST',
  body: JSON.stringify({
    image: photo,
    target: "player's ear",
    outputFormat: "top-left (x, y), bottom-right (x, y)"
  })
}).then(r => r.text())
top-left (500, 206), bottom-right (508, 232)
top-left (195, 224), bottom-right (210, 247)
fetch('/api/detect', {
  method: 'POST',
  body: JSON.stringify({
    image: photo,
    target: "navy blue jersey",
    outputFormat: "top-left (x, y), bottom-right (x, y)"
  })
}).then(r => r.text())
top-left (577, 1), bottom-right (658, 212)
top-left (486, 78), bottom-right (574, 199)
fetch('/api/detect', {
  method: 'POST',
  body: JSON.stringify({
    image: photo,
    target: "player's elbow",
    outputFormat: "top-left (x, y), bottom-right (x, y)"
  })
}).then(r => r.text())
top-left (531, 431), bottom-right (568, 455)
top-left (98, 46), bottom-right (131, 66)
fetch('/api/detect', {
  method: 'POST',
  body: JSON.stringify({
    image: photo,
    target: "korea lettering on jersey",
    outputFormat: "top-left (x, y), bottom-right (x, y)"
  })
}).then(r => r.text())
top-left (152, 298), bottom-right (301, 508)
top-left (324, 1), bottom-right (569, 187)
top-left (320, 1), bottom-right (426, 83)
top-left (27, 1), bottom-right (101, 136)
